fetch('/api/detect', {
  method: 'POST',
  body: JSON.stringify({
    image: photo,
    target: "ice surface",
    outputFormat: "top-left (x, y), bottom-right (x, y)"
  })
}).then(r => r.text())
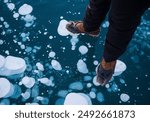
top-left (51, 60), bottom-right (62, 71)
top-left (36, 62), bottom-right (44, 71)
top-left (113, 60), bottom-right (127, 76)
top-left (18, 4), bottom-right (33, 15)
top-left (38, 78), bottom-right (53, 86)
top-left (0, 99), bottom-right (10, 105)
top-left (21, 76), bottom-right (35, 88)
top-left (57, 19), bottom-right (71, 36)
top-left (0, 78), bottom-right (13, 98)
top-left (31, 85), bottom-right (39, 98)
top-left (77, 59), bottom-right (89, 74)
top-left (120, 93), bottom-right (130, 102)
top-left (0, 55), bottom-right (26, 76)
top-left (0, 55), bottom-right (5, 68)
top-left (57, 90), bottom-right (68, 98)
top-left (69, 81), bottom-right (83, 90)
top-left (84, 75), bottom-right (92, 82)
top-left (96, 92), bottom-right (104, 102)
top-left (64, 93), bottom-right (92, 105)
top-left (11, 85), bottom-right (22, 99)
top-left (79, 45), bottom-right (88, 55)
top-left (7, 3), bottom-right (15, 11)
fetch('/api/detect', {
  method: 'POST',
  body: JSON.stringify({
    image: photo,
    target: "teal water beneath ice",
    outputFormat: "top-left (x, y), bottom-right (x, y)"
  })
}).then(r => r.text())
top-left (0, 0), bottom-right (150, 105)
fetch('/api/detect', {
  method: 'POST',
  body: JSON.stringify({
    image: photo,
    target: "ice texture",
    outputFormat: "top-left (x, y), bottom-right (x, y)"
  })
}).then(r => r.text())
top-left (69, 81), bottom-right (83, 90)
top-left (96, 92), bottom-right (104, 102)
top-left (64, 93), bottom-right (92, 105)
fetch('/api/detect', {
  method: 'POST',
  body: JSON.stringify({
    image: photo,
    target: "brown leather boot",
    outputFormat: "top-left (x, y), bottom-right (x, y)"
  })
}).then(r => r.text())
top-left (96, 58), bottom-right (116, 86)
top-left (66, 21), bottom-right (100, 37)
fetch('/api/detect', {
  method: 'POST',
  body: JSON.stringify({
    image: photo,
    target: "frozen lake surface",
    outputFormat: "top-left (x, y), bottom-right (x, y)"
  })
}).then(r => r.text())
top-left (0, 0), bottom-right (150, 105)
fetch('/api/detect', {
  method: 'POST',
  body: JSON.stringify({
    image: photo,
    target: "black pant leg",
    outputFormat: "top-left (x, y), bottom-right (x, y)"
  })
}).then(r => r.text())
top-left (83, 0), bottom-right (111, 32)
top-left (103, 0), bottom-right (150, 62)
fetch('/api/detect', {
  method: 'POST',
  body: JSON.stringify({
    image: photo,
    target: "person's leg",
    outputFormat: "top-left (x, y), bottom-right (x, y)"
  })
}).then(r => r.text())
top-left (83, 0), bottom-right (111, 32)
top-left (97, 0), bottom-right (150, 85)
top-left (103, 0), bottom-right (150, 62)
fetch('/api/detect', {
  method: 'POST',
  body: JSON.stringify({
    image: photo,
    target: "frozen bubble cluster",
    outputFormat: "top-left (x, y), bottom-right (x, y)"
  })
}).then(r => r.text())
top-left (0, 55), bottom-right (26, 76)
top-left (64, 93), bottom-right (92, 105)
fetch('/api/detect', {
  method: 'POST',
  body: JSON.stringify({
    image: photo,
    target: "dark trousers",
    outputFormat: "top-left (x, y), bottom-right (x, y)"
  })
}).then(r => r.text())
top-left (83, 0), bottom-right (150, 62)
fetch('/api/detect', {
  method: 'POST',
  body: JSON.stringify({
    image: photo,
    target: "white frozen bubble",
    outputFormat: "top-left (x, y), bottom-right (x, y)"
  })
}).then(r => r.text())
top-left (69, 81), bottom-right (83, 90)
top-left (36, 62), bottom-right (44, 71)
top-left (93, 60), bottom-right (99, 65)
top-left (93, 76), bottom-right (100, 86)
top-left (87, 83), bottom-right (92, 88)
top-left (51, 59), bottom-right (62, 71)
top-left (0, 78), bottom-right (14, 98)
top-left (0, 55), bottom-right (26, 76)
top-left (0, 39), bottom-right (4, 45)
top-left (89, 91), bottom-right (96, 99)
top-left (18, 4), bottom-right (33, 15)
top-left (79, 45), bottom-right (88, 55)
top-left (49, 51), bottom-right (56, 58)
top-left (113, 60), bottom-right (127, 76)
top-left (57, 19), bottom-right (71, 36)
top-left (49, 36), bottom-right (53, 40)
top-left (21, 76), bottom-right (35, 88)
top-left (77, 59), bottom-right (89, 74)
top-left (38, 78), bottom-right (53, 86)
top-left (97, 92), bottom-right (104, 102)
top-left (64, 93), bottom-right (92, 105)
top-left (120, 93), bottom-right (130, 102)
top-left (13, 13), bottom-right (19, 18)
top-left (21, 89), bottom-right (31, 100)
top-left (0, 55), bottom-right (5, 68)
top-left (7, 3), bottom-right (15, 11)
